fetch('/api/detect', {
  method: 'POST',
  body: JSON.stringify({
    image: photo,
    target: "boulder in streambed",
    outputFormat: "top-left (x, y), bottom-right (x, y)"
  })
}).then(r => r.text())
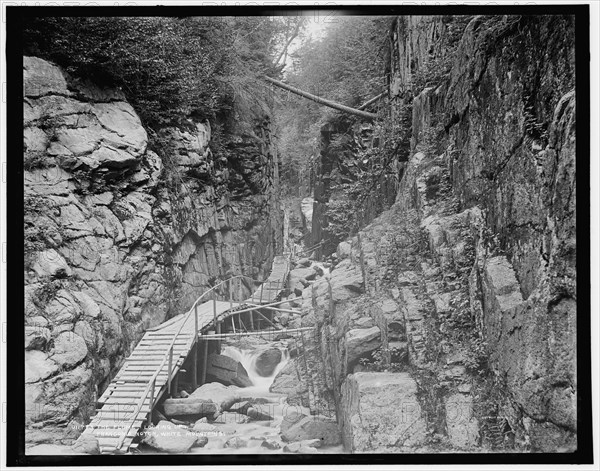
top-left (261, 439), bottom-right (281, 450)
top-left (141, 420), bottom-right (199, 453)
top-left (246, 406), bottom-right (274, 421)
top-left (254, 348), bottom-right (283, 377)
top-left (71, 433), bottom-right (100, 455)
top-left (189, 382), bottom-right (241, 410)
top-left (270, 361), bottom-right (300, 394)
top-left (205, 353), bottom-right (253, 387)
top-left (224, 436), bottom-right (248, 449)
top-left (162, 397), bottom-right (219, 419)
top-left (281, 416), bottom-right (341, 446)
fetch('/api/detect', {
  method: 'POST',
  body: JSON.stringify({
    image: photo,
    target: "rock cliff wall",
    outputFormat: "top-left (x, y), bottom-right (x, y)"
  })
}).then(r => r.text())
top-left (24, 56), bottom-right (282, 444)
top-left (288, 14), bottom-right (576, 453)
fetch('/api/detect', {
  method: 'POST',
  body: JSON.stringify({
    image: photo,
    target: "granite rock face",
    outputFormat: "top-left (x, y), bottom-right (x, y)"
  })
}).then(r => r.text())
top-left (23, 56), bottom-right (282, 444)
top-left (389, 14), bottom-right (576, 451)
top-left (340, 373), bottom-right (427, 452)
top-left (301, 15), bottom-right (576, 453)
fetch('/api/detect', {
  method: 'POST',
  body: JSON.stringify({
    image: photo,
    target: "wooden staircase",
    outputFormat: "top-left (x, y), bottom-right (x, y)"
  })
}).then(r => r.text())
top-left (83, 255), bottom-right (291, 454)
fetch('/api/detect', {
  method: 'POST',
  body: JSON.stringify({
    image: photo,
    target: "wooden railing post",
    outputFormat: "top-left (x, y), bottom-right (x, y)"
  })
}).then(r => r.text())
top-left (216, 321), bottom-right (222, 354)
top-left (229, 278), bottom-right (233, 311)
top-left (213, 298), bottom-right (217, 331)
top-left (167, 347), bottom-right (173, 397)
top-left (195, 304), bottom-right (199, 339)
top-left (149, 379), bottom-right (155, 424)
top-left (201, 336), bottom-right (209, 385)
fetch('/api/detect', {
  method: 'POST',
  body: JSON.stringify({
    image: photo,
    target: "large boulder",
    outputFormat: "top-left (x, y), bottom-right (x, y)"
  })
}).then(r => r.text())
top-left (280, 411), bottom-right (306, 436)
top-left (280, 416), bottom-right (341, 446)
top-left (224, 436), bottom-right (248, 449)
top-left (345, 326), bottom-right (381, 366)
top-left (141, 420), bottom-right (198, 453)
top-left (189, 382), bottom-right (241, 410)
top-left (254, 348), bottom-right (283, 377)
top-left (162, 397), bottom-right (219, 419)
top-left (205, 353), bottom-right (253, 387)
top-left (289, 267), bottom-right (314, 288)
top-left (71, 433), bottom-right (100, 455)
top-left (246, 406), bottom-right (274, 421)
top-left (340, 372), bottom-right (427, 452)
top-left (269, 361), bottom-right (300, 395)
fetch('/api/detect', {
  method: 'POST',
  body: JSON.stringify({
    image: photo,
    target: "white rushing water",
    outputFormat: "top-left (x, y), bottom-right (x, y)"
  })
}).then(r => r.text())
top-left (140, 340), bottom-right (343, 454)
top-left (221, 345), bottom-right (290, 395)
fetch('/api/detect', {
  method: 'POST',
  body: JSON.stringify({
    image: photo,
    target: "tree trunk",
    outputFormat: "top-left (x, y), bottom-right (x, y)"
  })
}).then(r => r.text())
top-left (274, 19), bottom-right (303, 66)
top-left (263, 76), bottom-right (378, 121)
top-left (357, 92), bottom-right (386, 110)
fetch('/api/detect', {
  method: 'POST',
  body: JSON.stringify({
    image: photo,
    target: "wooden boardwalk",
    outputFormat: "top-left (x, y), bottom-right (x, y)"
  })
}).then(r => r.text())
top-left (83, 256), bottom-right (290, 453)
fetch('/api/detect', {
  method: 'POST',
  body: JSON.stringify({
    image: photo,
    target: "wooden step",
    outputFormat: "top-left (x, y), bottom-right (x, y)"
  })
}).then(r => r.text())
top-left (123, 359), bottom-right (182, 365)
top-left (101, 401), bottom-right (152, 407)
top-left (88, 418), bottom-right (145, 427)
top-left (129, 348), bottom-right (189, 353)
top-left (146, 333), bottom-right (195, 338)
top-left (101, 391), bottom-right (158, 399)
top-left (114, 376), bottom-right (169, 382)
top-left (97, 406), bottom-right (151, 414)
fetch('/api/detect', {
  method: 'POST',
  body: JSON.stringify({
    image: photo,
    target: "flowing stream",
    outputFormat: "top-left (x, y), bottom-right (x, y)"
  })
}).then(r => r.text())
top-left (186, 341), bottom-right (342, 454)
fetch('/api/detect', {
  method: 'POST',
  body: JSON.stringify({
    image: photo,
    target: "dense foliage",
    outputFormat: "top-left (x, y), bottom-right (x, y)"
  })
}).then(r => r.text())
top-left (23, 16), bottom-right (286, 130)
top-left (274, 16), bottom-right (392, 196)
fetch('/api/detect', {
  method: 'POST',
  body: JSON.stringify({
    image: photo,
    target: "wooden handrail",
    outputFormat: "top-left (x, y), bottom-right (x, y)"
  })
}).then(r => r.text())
top-left (113, 258), bottom-right (293, 451)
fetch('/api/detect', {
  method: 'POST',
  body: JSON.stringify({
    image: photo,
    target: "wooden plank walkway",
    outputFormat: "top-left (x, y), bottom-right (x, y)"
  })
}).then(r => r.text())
top-left (84, 255), bottom-right (290, 454)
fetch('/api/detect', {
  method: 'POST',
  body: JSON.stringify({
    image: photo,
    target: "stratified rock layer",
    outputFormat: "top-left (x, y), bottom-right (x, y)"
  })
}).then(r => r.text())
top-left (24, 56), bottom-right (282, 445)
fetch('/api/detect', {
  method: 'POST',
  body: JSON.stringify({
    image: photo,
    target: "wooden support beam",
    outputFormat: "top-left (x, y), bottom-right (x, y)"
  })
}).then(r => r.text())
top-left (200, 334), bottom-right (209, 386)
top-left (173, 374), bottom-right (179, 398)
top-left (246, 304), bottom-right (301, 315)
top-left (216, 321), bottom-right (222, 354)
top-left (227, 297), bottom-right (302, 316)
top-left (191, 343), bottom-right (198, 390)
top-left (198, 326), bottom-right (314, 339)
top-left (255, 311), bottom-right (278, 330)
top-left (213, 298), bottom-right (217, 331)
top-left (167, 348), bottom-right (173, 397)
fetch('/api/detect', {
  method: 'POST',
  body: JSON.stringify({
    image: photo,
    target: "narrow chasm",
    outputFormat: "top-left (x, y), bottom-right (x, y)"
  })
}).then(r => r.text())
top-left (22, 13), bottom-right (578, 456)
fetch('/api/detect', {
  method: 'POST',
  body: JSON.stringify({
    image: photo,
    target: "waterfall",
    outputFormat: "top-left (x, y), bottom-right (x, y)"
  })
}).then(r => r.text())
top-left (221, 346), bottom-right (290, 395)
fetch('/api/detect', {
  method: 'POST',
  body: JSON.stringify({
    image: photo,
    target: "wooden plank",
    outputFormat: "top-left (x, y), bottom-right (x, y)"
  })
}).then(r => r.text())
top-left (146, 333), bottom-right (194, 337)
top-left (97, 407), bottom-right (152, 414)
top-left (100, 389), bottom-right (155, 399)
top-left (88, 419), bottom-right (145, 427)
top-left (103, 398), bottom-right (153, 405)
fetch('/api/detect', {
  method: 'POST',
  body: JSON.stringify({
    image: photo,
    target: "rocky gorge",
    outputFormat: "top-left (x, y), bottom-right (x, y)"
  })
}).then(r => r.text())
top-left (275, 14), bottom-right (577, 453)
top-left (20, 12), bottom-right (581, 458)
top-left (24, 56), bottom-right (282, 446)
